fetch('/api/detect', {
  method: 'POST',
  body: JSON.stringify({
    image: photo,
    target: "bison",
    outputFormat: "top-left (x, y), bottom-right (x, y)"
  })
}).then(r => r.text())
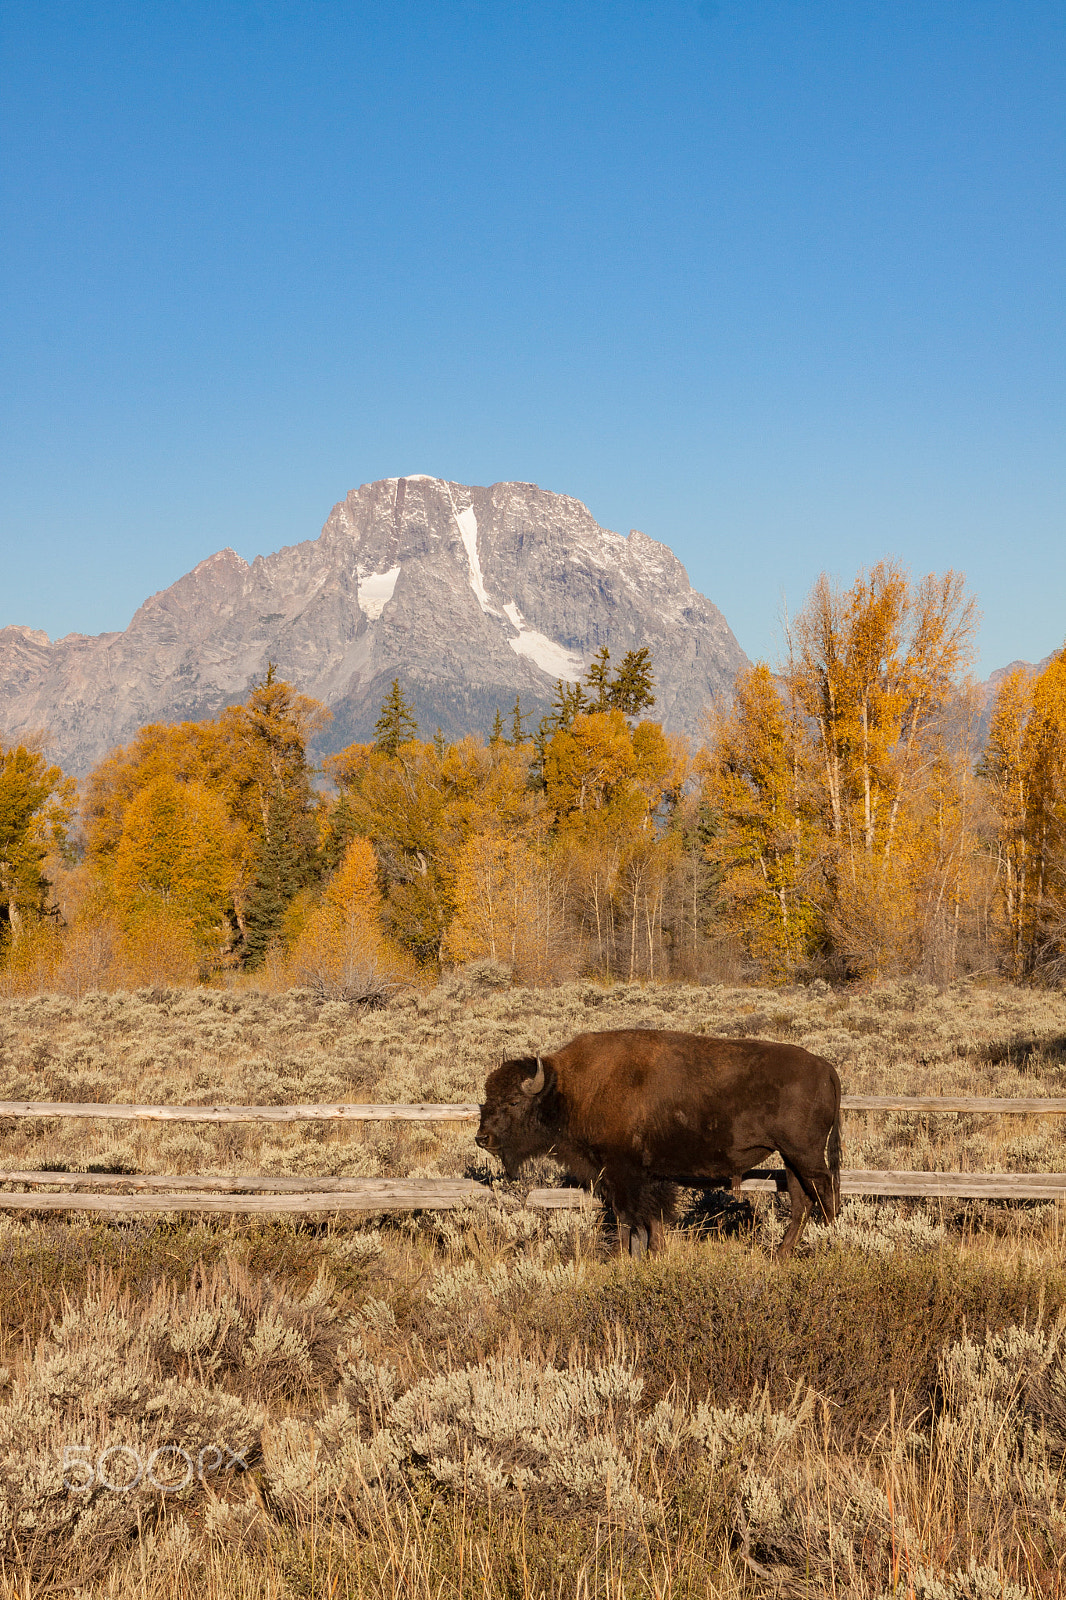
top-left (475, 1028), bottom-right (842, 1259)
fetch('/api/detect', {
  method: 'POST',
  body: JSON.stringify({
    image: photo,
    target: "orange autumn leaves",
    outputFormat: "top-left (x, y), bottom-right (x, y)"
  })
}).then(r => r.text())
top-left (701, 562), bottom-right (1065, 981)
top-left (288, 835), bottom-right (415, 997)
top-left (982, 652), bottom-right (1066, 979)
top-left (2, 568), bottom-right (1065, 990)
top-left (321, 710), bottom-right (687, 983)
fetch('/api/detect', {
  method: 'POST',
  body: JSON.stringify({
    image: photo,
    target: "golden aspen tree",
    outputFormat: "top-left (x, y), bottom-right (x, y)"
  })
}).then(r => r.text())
top-left (443, 824), bottom-right (559, 981)
top-left (1024, 651), bottom-right (1066, 976)
top-left (118, 906), bottom-right (201, 989)
top-left (700, 663), bottom-right (821, 976)
top-left (543, 710), bottom-right (676, 976)
top-left (985, 650), bottom-right (1066, 976)
top-left (906, 695), bottom-right (982, 981)
top-left (109, 775), bottom-right (237, 948)
top-left (560, 832), bottom-right (627, 973)
top-left (83, 719), bottom-right (256, 938)
top-left (321, 735), bottom-right (547, 966)
top-left (614, 828), bottom-right (682, 980)
top-left (1024, 649), bottom-right (1062, 972)
top-left (81, 672), bottom-right (329, 970)
top-left (0, 743), bottom-right (76, 955)
top-left (790, 562), bottom-right (977, 976)
top-left (543, 709), bottom-right (641, 826)
top-left (288, 835), bottom-right (413, 997)
top-left (84, 720), bottom-right (241, 866)
top-left (981, 668), bottom-right (1034, 971)
top-left (544, 712), bottom-right (630, 969)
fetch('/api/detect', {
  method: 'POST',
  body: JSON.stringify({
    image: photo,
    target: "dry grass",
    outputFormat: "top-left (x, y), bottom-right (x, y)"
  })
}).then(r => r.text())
top-left (0, 973), bottom-right (1065, 1596)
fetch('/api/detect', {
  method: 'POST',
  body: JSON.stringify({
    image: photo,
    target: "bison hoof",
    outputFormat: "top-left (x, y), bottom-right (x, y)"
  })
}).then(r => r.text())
top-left (628, 1224), bottom-right (649, 1260)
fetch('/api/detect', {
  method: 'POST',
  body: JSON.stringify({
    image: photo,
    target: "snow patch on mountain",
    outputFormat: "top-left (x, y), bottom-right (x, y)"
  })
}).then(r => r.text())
top-left (503, 602), bottom-right (584, 683)
top-left (357, 565), bottom-right (401, 621)
top-left (455, 504), bottom-right (494, 613)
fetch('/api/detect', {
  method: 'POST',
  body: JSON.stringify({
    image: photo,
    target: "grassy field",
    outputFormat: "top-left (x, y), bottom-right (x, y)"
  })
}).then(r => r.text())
top-left (1, 972), bottom-right (1065, 1597)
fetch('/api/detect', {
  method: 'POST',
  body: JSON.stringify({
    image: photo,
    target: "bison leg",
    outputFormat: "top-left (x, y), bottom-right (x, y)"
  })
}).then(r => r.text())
top-left (602, 1170), bottom-right (658, 1260)
top-left (628, 1223), bottom-right (649, 1260)
top-left (647, 1214), bottom-right (670, 1253)
top-left (810, 1169), bottom-right (837, 1225)
top-left (775, 1166), bottom-right (814, 1260)
top-left (614, 1219), bottom-right (647, 1258)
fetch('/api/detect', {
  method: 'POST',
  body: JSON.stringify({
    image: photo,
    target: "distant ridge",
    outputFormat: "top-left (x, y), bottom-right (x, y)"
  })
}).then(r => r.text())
top-left (0, 477), bottom-right (750, 776)
top-left (974, 650), bottom-right (1060, 744)
top-left (977, 653), bottom-right (1058, 707)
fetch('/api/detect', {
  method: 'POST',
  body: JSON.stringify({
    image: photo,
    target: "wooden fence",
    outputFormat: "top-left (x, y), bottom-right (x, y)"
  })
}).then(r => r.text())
top-left (3, 1095), bottom-right (1066, 1124)
top-left (1, 1096), bottom-right (1065, 1214)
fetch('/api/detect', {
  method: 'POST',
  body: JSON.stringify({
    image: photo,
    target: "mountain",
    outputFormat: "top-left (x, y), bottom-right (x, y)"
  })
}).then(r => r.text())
top-left (977, 654), bottom-right (1057, 708)
top-left (974, 651), bottom-right (1059, 745)
top-left (0, 476), bottom-right (750, 777)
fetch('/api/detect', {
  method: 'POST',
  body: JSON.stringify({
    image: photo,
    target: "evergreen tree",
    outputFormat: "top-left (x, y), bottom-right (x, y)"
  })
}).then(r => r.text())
top-left (510, 695), bottom-right (526, 746)
top-left (607, 647), bottom-right (656, 719)
top-left (528, 716), bottom-right (552, 792)
top-left (373, 680), bottom-right (419, 756)
top-left (321, 790), bottom-right (360, 875)
top-left (585, 646), bottom-right (612, 711)
top-left (236, 666), bottom-right (326, 964)
top-left (242, 790), bottom-right (313, 967)
top-left (489, 708), bottom-right (505, 746)
top-left (549, 678), bottom-right (587, 730)
top-left (242, 663), bottom-right (329, 815)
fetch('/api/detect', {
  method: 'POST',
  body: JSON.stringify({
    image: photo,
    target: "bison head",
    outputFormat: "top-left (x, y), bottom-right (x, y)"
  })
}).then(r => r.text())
top-left (475, 1055), bottom-right (555, 1180)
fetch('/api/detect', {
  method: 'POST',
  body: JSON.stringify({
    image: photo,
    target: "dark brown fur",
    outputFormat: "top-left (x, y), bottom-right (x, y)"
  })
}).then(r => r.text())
top-left (476, 1028), bottom-right (842, 1259)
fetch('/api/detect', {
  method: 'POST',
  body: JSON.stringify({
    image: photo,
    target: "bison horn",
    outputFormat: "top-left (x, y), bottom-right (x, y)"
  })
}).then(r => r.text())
top-left (521, 1058), bottom-right (546, 1097)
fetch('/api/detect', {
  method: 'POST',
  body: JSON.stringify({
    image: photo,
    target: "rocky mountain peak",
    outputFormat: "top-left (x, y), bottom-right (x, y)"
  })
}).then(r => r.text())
top-left (0, 477), bottom-right (750, 776)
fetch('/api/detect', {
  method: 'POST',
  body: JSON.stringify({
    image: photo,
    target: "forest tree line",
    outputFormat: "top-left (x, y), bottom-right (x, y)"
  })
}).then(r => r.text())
top-left (1, 561), bottom-right (1064, 993)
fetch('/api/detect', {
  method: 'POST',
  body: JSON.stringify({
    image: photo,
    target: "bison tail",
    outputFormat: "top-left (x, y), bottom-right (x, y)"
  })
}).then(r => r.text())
top-left (827, 1109), bottom-right (842, 1220)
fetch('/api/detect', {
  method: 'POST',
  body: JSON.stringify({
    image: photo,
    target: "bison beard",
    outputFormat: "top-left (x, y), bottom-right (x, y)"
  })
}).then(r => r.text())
top-left (475, 1029), bottom-right (842, 1260)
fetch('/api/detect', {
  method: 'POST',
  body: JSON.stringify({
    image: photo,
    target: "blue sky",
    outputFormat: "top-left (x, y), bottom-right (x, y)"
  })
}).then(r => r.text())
top-left (1, 0), bottom-right (1063, 678)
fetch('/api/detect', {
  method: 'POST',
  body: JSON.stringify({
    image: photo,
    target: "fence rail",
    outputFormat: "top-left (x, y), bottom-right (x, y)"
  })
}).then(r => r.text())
top-left (2, 1095), bottom-right (1065, 1213)
top-left (0, 1180), bottom-right (486, 1215)
top-left (3, 1096), bottom-right (1066, 1124)
top-left (0, 1101), bottom-right (481, 1124)
top-left (841, 1096), bottom-right (1066, 1114)
top-left (531, 1171), bottom-right (1066, 1206)
top-left (0, 1169), bottom-right (1062, 1213)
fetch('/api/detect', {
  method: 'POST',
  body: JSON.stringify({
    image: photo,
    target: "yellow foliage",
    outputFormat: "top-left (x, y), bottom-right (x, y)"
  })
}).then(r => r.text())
top-left (288, 837), bottom-right (414, 993)
top-left (0, 920), bottom-right (64, 996)
top-left (544, 709), bottom-right (638, 827)
top-left (984, 649), bottom-right (1066, 976)
top-left (700, 563), bottom-right (981, 981)
top-left (700, 663), bottom-right (822, 976)
top-left (321, 738), bottom-right (547, 965)
top-left (443, 828), bottom-right (561, 982)
top-left (118, 902), bottom-right (200, 989)
top-left (539, 712), bottom-right (683, 978)
top-left (788, 564), bottom-right (978, 978)
top-left (81, 676), bottom-right (328, 970)
top-left (323, 834), bottom-right (381, 918)
top-left (108, 776), bottom-right (238, 947)
top-left (793, 561), bottom-right (976, 866)
top-left (52, 914), bottom-right (123, 997)
top-left (0, 742), bottom-right (77, 950)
